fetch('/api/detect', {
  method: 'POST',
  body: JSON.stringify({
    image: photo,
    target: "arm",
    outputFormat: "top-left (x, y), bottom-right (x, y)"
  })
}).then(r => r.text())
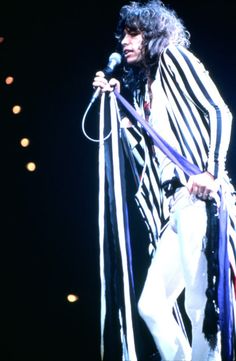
top-left (161, 45), bottom-right (232, 198)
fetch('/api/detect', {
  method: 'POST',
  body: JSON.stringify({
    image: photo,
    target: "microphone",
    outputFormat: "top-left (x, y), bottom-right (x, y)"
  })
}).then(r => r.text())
top-left (90, 52), bottom-right (122, 105)
top-left (103, 52), bottom-right (122, 76)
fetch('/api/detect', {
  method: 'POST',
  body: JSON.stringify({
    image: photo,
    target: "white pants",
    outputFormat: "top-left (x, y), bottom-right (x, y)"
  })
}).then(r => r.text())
top-left (138, 187), bottom-right (221, 361)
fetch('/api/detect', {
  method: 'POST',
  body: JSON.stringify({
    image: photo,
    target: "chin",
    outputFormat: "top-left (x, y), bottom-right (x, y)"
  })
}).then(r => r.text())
top-left (126, 58), bottom-right (138, 65)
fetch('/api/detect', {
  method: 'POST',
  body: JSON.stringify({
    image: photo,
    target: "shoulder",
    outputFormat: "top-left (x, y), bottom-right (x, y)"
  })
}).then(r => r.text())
top-left (159, 44), bottom-right (206, 76)
top-left (160, 44), bottom-right (200, 65)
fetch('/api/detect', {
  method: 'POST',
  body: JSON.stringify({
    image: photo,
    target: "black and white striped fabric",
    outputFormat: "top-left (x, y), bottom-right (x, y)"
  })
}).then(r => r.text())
top-left (125, 44), bottom-right (236, 282)
top-left (122, 125), bottom-right (168, 252)
top-left (120, 44), bottom-right (236, 359)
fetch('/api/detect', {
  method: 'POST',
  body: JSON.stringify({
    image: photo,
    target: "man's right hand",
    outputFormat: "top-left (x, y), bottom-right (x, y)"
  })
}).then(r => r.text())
top-left (92, 71), bottom-right (120, 94)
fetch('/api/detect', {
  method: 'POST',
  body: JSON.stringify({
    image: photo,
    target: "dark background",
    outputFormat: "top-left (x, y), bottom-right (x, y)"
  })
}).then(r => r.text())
top-left (0, 1), bottom-right (235, 360)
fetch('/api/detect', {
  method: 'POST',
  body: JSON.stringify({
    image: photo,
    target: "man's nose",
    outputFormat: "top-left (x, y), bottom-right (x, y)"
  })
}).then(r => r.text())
top-left (121, 34), bottom-right (129, 45)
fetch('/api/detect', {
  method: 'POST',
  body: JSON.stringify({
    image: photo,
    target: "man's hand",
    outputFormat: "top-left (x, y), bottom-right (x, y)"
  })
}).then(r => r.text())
top-left (92, 71), bottom-right (120, 94)
top-left (187, 171), bottom-right (220, 204)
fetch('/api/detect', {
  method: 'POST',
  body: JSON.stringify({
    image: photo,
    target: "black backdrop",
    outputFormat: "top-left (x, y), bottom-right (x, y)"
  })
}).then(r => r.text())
top-left (0, 1), bottom-right (235, 360)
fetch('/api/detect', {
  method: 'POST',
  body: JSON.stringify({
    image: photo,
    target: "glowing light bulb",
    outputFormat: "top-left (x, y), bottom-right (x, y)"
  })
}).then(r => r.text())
top-left (20, 138), bottom-right (30, 147)
top-left (12, 105), bottom-right (22, 114)
top-left (26, 162), bottom-right (36, 172)
top-left (5, 76), bottom-right (14, 85)
top-left (67, 294), bottom-right (79, 303)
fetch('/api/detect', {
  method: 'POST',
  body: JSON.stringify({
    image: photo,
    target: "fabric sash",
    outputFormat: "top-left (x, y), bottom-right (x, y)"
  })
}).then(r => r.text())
top-left (99, 93), bottom-right (138, 360)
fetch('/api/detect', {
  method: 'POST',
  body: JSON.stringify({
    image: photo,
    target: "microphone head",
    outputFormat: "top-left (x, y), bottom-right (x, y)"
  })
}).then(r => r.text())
top-left (108, 52), bottom-right (122, 65)
top-left (104, 52), bottom-right (122, 75)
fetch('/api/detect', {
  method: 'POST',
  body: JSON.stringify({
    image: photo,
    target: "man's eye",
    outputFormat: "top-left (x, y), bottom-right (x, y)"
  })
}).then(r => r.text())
top-left (129, 31), bottom-right (140, 36)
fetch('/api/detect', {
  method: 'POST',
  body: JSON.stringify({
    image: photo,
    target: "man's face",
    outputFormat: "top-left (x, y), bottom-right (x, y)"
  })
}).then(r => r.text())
top-left (121, 28), bottom-right (143, 64)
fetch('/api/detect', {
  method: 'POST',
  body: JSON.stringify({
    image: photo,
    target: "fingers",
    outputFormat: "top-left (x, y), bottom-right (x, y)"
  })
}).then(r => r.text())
top-left (96, 71), bottom-right (105, 77)
top-left (196, 186), bottom-right (210, 199)
top-left (109, 78), bottom-right (120, 93)
top-left (186, 172), bottom-right (219, 202)
top-left (186, 176), bottom-right (198, 195)
top-left (92, 71), bottom-right (108, 92)
top-left (92, 72), bottom-right (120, 94)
top-left (201, 191), bottom-right (210, 200)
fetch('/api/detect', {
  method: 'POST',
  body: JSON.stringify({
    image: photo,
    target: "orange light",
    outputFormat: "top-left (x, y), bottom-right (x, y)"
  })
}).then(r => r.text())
top-left (67, 294), bottom-right (79, 303)
top-left (20, 138), bottom-right (30, 147)
top-left (5, 76), bottom-right (14, 85)
top-left (12, 105), bottom-right (22, 114)
top-left (26, 162), bottom-right (36, 172)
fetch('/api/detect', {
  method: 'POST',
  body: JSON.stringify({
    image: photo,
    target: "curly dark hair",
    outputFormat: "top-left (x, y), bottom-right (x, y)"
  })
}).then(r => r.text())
top-left (115, 0), bottom-right (190, 91)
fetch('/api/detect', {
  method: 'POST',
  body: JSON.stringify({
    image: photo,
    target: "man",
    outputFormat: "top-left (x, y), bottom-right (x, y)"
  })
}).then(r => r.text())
top-left (92, 1), bottom-right (236, 360)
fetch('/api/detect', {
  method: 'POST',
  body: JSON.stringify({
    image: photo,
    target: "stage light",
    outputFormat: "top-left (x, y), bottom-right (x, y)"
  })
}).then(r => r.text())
top-left (67, 294), bottom-right (79, 303)
top-left (26, 162), bottom-right (36, 172)
top-left (20, 138), bottom-right (30, 147)
top-left (12, 105), bottom-right (22, 114)
top-left (5, 76), bottom-right (14, 85)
